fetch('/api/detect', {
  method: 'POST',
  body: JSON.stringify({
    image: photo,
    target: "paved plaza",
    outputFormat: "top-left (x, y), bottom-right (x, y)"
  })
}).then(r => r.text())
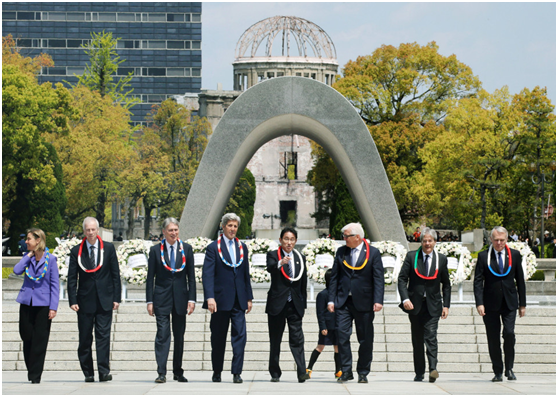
top-left (2, 371), bottom-right (556, 395)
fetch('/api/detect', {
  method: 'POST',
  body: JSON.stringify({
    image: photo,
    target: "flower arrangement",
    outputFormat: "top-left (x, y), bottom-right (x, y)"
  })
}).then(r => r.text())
top-left (506, 241), bottom-right (537, 280)
top-left (51, 237), bottom-right (81, 282)
top-left (370, 240), bottom-right (407, 285)
top-left (251, 266), bottom-right (271, 283)
top-left (302, 238), bottom-right (340, 284)
top-left (435, 242), bottom-right (474, 286)
top-left (116, 239), bottom-right (152, 286)
top-left (185, 237), bottom-right (212, 254)
top-left (195, 267), bottom-right (203, 283)
top-left (245, 238), bottom-right (278, 261)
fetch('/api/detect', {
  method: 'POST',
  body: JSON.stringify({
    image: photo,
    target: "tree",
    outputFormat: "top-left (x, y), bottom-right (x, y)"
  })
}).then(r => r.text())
top-left (225, 168), bottom-right (256, 239)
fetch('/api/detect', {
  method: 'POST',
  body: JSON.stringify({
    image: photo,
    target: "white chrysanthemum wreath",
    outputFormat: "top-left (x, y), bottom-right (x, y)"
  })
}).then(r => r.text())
top-left (52, 237), bottom-right (81, 282)
top-left (116, 239), bottom-right (151, 286)
top-left (369, 240), bottom-right (407, 285)
top-left (302, 238), bottom-right (340, 284)
top-left (435, 242), bottom-right (474, 286)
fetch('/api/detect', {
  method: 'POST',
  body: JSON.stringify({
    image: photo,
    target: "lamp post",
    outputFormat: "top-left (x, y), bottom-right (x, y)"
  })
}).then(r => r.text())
top-left (263, 213), bottom-right (281, 229)
top-left (529, 160), bottom-right (556, 258)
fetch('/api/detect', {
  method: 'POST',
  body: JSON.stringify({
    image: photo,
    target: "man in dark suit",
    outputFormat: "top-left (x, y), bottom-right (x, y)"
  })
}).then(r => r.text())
top-left (202, 213), bottom-right (254, 384)
top-left (146, 217), bottom-right (196, 383)
top-left (398, 228), bottom-right (451, 383)
top-left (265, 227), bottom-right (309, 383)
top-left (328, 222), bottom-right (384, 384)
top-left (474, 226), bottom-right (526, 382)
top-left (67, 217), bottom-right (121, 382)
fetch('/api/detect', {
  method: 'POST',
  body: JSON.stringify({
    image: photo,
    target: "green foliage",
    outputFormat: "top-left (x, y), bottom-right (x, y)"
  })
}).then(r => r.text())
top-left (529, 270), bottom-right (545, 281)
top-left (225, 168), bottom-right (256, 239)
top-left (2, 268), bottom-right (13, 279)
top-left (329, 176), bottom-right (363, 238)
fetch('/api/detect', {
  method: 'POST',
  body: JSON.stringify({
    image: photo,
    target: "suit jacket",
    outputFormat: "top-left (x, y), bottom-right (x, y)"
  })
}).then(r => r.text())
top-left (265, 249), bottom-right (307, 317)
top-left (328, 242), bottom-right (384, 312)
top-left (202, 238), bottom-right (254, 311)
top-left (316, 288), bottom-right (335, 331)
top-left (67, 240), bottom-right (121, 313)
top-left (397, 250), bottom-right (451, 317)
top-left (146, 241), bottom-right (196, 316)
top-left (474, 247), bottom-right (526, 312)
top-left (14, 253), bottom-right (60, 311)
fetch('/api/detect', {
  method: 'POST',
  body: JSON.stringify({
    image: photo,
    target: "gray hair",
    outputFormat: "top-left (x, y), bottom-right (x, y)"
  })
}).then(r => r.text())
top-left (490, 226), bottom-right (508, 240)
top-left (221, 213), bottom-right (241, 227)
top-left (82, 217), bottom-right (99, 231)
top-left (420, 227), bottom-right (437, 242)
top-left (162, 217), bottom-right (179, 231)
top-left (341, 223), bottom-right (365, 239)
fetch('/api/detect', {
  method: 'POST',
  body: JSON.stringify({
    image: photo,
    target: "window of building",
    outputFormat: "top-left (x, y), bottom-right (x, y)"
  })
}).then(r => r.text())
top-left (67, 66), bottom-right (85, 75)
top-left (267, 72), bottom-right (275, 79)
top-left (295, 72), bottom-right (302, 76)
top-left (3, 12), bottom-right (16, 20)
top-left (17, 11), bottom-right (36, 20)
top-left (48, 39), bottom-right (66, 48)
top-left (192, 41), bottom-right (201, 49)
top-left (146, 68), bottom-right (166, 76)
top-left (167, 41), bottom-right (184, 49)
top-left (17, 38), bottom-right (32, 47)
top-left (277, 72), bottom-right (285, 77)
top-left (184, 69), bottom-right (191, 77)
top-left (49, 12), bottom-right (66, 21)
top-left (67, 13), bottom-right (85, 21)
top-left (167, 13), bottom-right (184, 22)
top-left (304, 73), bottom-right (309, 78)
top-left (192, 13), bottom-right (201, 22)
top-left (184, 41), bottom-right (191, 49)
top-left (117, 40), bottom-right (134, 49)
top-left (99, 13), bottom-right (117, 21)
top-left (148, 40), bottom-right (165, 49)
top-left (67, 39), bottom-right (83, 48)
top-left (117, 13), bottom-right (135, 22)
top-left (148, 94), bottom-right (166, 102)
top-left (118, 67), bottom-right (134, 76)
top-left (167, 68), bottom-right (184, 76)
top-left (148, 13), bottom-right (166, 22)
top-left (280, 201), bottom-right (297, 228)
top-left (46, 67), bottom-right (66, 75)
top-left (192, 68), bottom-right (201, 77)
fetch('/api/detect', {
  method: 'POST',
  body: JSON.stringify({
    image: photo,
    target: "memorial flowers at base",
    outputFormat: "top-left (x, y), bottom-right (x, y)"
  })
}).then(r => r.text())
top-left (435, 242), bottom-right (473, 286)
top-left (52, 237), bottom-right (81, 282)
top-left (506, 241), bottom-right (537, 280)
top-left (302, 238), bottom-right (340, 284)
top-left (246, 238), bottom-right (277, 283)
top-left (185, 237), bottom-right (212, 253)
top-left (369, 240), bottom-right (407, 285)
top-left (116, 239), bottom-right (151, 286)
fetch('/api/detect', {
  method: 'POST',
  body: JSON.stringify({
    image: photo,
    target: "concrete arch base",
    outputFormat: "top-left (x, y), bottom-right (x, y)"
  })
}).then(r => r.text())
top-left (179, 76), bottom-right (408, 248)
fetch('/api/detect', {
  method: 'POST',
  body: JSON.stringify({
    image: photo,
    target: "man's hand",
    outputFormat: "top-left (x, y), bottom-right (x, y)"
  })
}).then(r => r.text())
top-left (147, 303), bottom-right (154, 316)
top-left (519, 306), bottom-right (526, 318)
top-left (476, 305), bottom-right (485, 316)
top-left (113, 302), bottom-right (119, 310)
top-left (246, 300), bottom-right (252, 314)
top-left (321, 329), bottom-right (328, 336)
top-left (48, 310), bottom-right (57, 320)
top-left (187, 302), bottom-right (195, 315)
top-left (373, 303), bottom-right (383, 312)
top-left (328, 303), bottom-right (335, 313)
top-left (403, 300), bottom-right (414, 311)
top-left (207, 298), bottom-right (217, 314)
top-left (70, 304), bottom-right (79, 312)
top-left (441, 307), bottom-right (449, 319)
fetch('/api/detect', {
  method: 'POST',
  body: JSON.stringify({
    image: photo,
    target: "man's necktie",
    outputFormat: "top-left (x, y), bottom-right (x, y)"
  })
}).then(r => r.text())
top-left (229, 240), bottom-right (236, 273)
top-left (424, 254), bottom-right (430, 276)
top-left (170, 245), bottom-right (175, 269)
top-left (89, 246), bottom-right (96, 269)
top-left (351, 248), bottom-right (358, 267)
top-left (287, 253), bottom-right (293, 301)
top-left (498, 252), bottom-right (504, 274)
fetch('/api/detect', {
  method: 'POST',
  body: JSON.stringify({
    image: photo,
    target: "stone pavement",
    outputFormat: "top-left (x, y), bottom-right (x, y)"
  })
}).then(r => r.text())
top-left (2, 371), bottom-right (556, 395)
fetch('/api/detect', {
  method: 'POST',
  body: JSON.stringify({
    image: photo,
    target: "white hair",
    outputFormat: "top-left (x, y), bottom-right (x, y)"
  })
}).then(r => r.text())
top-left (420, 228), bottom-right (438, 242)
top-left (162, 217), bottom-right (179, 231)
top-left (341, 223), bottom-right (365, 239)
top-left (490, 226), bottom-right (508, 239)
top-left (221, 213), bottom-right (241, 227)
top-left (82, 217), bottom-right (99, 231)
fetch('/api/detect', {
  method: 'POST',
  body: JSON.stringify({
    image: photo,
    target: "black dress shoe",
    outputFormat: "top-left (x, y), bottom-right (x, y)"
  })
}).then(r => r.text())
top-left (84, 376), bottom-right (95, 383)
top-left (212, 372), bottom-right (221, 382)
top-left (270, 377), bottom-right (280, 382)
top-left (155, 374), bottom-right (166, 383)
top-left (31, 379), bottom-right (40, 384)
top-left (99, 373), bottom-right (112, 382)
top-left (505, 369), bottom-right (516, 380)
top-left (233, 374), bottom-right (243, 383)
top-left (174, 375), bottom-right (188, 382)
top-left (337, 372), bottom-right (354, 382)
top-left (492, 374), bottom-right (503, 382)
top-left (429, 369), bottom-right (439, 383)
top-left (358, 374), bottom-right (368, 383)
top-left (414, 374), bottom-right (424, 381)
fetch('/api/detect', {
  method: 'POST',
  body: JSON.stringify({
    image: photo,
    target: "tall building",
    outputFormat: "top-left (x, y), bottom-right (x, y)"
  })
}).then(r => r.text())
top-left (2, 2), bottom-right (202, 125)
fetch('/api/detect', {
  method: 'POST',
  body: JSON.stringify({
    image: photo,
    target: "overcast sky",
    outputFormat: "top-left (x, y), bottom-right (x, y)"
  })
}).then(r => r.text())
top-left (201, 2), bottom-right (556, 106)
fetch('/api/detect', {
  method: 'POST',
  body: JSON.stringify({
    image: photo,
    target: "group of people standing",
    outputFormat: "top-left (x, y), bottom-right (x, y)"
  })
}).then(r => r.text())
top-left (13, 215), bottom-right (526, 386)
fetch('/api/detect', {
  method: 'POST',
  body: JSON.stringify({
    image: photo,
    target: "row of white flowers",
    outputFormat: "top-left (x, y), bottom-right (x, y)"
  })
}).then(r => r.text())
top-left (51, 238), bottom-right (538, 286)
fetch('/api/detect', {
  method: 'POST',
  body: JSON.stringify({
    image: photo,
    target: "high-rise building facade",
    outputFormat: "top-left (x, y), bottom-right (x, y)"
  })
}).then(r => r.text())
top-left (2, 2), bottom-right (202, 125)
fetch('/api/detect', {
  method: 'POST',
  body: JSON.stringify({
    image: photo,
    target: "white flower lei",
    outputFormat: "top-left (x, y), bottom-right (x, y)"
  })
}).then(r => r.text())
top-left (302, 238), bottom-right (340, 284)
top-left (369, 240), bottom-right (407, 285)
top-left (185, 237), bottom-right (212, 254)
top-left (116, 239), bottom-right (151, 286)
top-left (52, 237), bottom-right (81, 282)
top-left (435, 242), bottom-right (474, 286)
top-left (506, 241), bottom-right (537, 280)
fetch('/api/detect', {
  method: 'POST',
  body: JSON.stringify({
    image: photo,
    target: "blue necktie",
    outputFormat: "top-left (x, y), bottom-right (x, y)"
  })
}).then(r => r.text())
top-left (498, 252), bottom-right (504, 274)
top-left (170, 245), bottom-right (175, 269)
top-left (229, 240), bottom-right (236, 273)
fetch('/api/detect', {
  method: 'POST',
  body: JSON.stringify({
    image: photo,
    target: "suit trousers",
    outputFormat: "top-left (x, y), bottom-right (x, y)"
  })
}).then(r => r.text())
top-left (336, 296), bottom-right (375, 375)
top-left (77, 306), bottom-right (112, 376)
top-left (154, 304), bottom-right (186, 376)
top-left (210, 296), bottom-right (246, 374)
top-left (19, 304), bottom-right (52, 382)
top-left (267, 300), bottom-right (306, 378)
top-left (409, 301), bottom-right (440, 375)
top-left (483, 302), bottom-right (516, 375)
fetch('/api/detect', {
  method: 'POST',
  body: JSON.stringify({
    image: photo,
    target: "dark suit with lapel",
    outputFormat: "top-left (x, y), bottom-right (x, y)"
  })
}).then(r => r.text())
top-left (67, 240), bottom-right (121, 377)
top-left (398, 250), bottom-right (451, 376)
top-left (328, 242), bottom-right (384, 376)
top-left (265, 249), bottom-right (308, 379)
top-left (202, 237), bottom-right (253, 375)
top-left (474, 247), bottom-right (526, 375)
top-left (146, 241), bottom-right (196, 376)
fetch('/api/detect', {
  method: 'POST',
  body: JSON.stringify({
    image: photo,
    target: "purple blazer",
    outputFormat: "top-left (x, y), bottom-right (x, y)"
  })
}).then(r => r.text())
top-left (13, 253), bottom-right (60, 311)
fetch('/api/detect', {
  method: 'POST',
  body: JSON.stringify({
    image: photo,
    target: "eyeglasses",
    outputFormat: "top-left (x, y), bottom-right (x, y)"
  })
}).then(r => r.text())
top-left (342, 234), bottom-right (356, 239)
top-left (282, 238), bottom-right (296, 243)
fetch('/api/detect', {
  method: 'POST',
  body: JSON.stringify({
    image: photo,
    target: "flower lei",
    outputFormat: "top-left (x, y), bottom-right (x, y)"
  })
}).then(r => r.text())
top-left (302, 238), bottom-right (340, 284)
top-left (160, 239), bottom-right (186, 273)
top-left (217, 234), bottom-right (244, 268)
top-left (25, 248), bottom-right (49, 281)
top-left (369, 240), bottom-right (407, 285)
top-left (277, 247), bottom-right (304, 281)
top-left (52, 237), bottom-right (81, 282)
top-left (116, 239), bottom-right (150, 286)
top-left (343, 239), bottom-right (370, 270)
top-left (414, 248), bottom-right (439, 280)
top-left (486, 244), bottom-right (512, 277)
top-left (435, 242), bottom-right (474, 286)
top-left (506, 241), bottom-right (537, 280)
top-left (77, 237), bottom-right (104, 273)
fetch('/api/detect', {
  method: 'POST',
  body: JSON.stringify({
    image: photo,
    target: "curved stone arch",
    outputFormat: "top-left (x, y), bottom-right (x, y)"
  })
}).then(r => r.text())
top-left (180, 76), bottom-right (407, 246)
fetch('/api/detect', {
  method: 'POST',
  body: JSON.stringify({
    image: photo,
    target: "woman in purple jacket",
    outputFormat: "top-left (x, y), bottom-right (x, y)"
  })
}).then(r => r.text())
top-left (13, 228), bottom-right (59, 384)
